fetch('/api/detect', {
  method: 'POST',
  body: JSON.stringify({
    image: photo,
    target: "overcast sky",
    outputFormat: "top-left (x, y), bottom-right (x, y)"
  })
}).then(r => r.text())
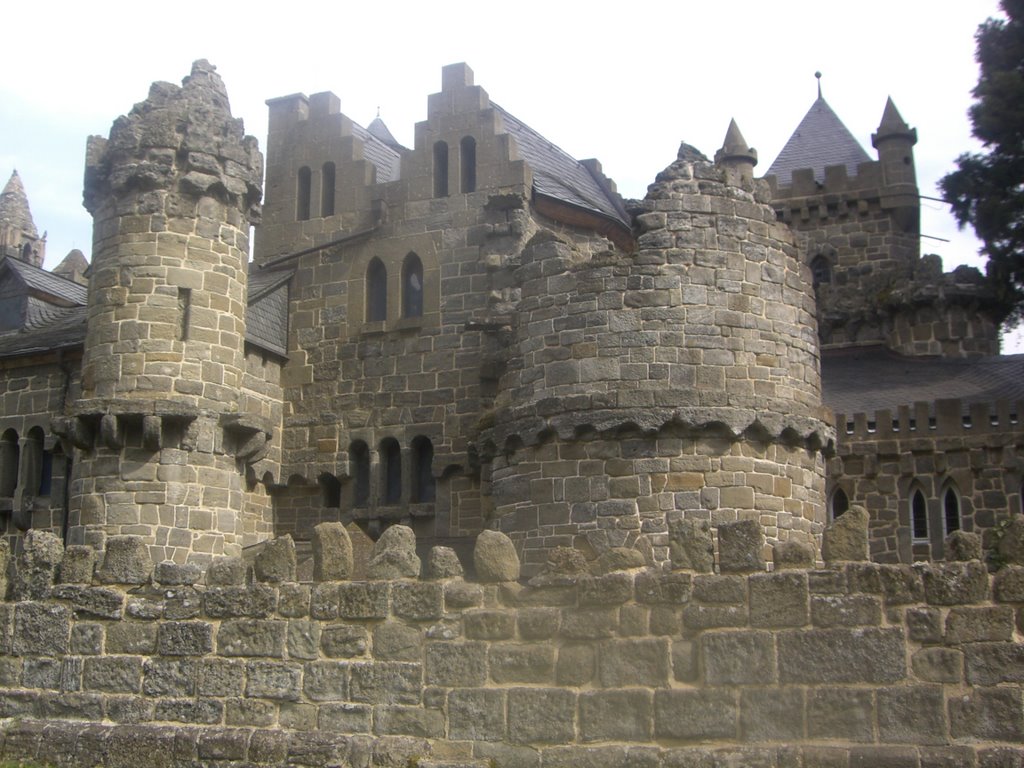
top-left (3, 0), bottom-right (1018, 351)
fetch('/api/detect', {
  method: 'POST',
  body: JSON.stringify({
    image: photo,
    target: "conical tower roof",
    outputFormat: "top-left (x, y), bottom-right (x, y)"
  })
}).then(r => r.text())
top-left (0, 171), bottom-right (38, 238)
top-left (367, 115), bottom-right (403, 150)
top-left (766, 96), bottom-right (871, 185)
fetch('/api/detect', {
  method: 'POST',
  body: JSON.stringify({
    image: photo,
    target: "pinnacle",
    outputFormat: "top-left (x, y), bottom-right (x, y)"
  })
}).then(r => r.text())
top-left (878, 96), bottom-right (909, 133)
top-left (0, 170), bottom-right (38, 238)
top-left (722, 119), bottom-right (752, 156)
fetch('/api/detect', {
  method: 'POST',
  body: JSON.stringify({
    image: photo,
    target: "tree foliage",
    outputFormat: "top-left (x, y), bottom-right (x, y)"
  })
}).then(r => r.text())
top-left (940, 0), bottom-right (1024, 327)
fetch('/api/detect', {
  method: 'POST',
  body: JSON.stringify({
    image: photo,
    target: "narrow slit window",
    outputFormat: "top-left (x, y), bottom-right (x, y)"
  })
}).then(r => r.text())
top-left (411, 436), bottom-right (435, 503)
top-left (321, 162), bottom-right (336, 217)
top-left (24, 427), bottom-right (44, 500)
top-left (911, 489), bottom-right (928, 540)
top-left (350, 441), bottom-right (370, 508)
top-left (460, 136), bottom-right (476, 193)
top-left (402, 253), bottom-right (423, 319)
top-left (366, 258), bottom-right (387, 322)
top-left (297, 166), bottom-right (312, 221)
top-left (943, 487), bottom-right (961, 534)
top-left (178, 287), bottom-right (191, 341)
top-left (433, 141), bottom-right (449, 198)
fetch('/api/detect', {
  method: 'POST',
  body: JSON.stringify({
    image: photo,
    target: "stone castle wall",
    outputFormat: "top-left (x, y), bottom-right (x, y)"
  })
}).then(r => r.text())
top-left (0, 518), bottom-right (1022, 767)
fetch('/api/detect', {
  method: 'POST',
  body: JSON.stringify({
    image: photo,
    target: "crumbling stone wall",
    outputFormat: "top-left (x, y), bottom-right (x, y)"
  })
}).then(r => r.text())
top-left (0, 516), bottom-right (1021, 767)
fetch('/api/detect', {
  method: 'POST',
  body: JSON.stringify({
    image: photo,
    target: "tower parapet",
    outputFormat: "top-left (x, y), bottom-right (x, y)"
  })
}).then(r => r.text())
top-left (65, 60), bottom-right (267, 563)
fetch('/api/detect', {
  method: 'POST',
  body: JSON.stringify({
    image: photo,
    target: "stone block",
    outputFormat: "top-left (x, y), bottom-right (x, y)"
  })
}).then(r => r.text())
top-left (374, 705), bottom-right (444, 738)
top-left (877, 685), bottom-right (948, 744)
top-left (592, 547), bottom-right (646, 575)
top-left (717, 520), bottom-right (765, 573)
top-left (490, 644), bottom-right (554, 684)
top-left (702, 631), bottom-right (776, 684)
top-left (320, 624), bottom-right (368, 657)
top-left (312, 522), bottom-right (353, 581)
top-left (96, 536), bottom-right (152, 585)
top-left (15, 529), bottom-right (63, 598)
top-left (946, 606), bottom-right (1015, 644)
top-left (448, 688), bottom-right (506, 741)
top-left (310, 583), bottom-right (339, 619)
top-left (51, 585), bottom-right (124, 619)
top-left (154, 561), bottom-right (202, 586)
top-left (337, 582), bottom-right (389, 619)
top-left (425, 641), bottom-right (486, 686)
top-left (60, 546), bottom-right (97, 584)
top-left (560, 608), bottom-right (617, 640)
top-left (580, 689), bottom-right (653, 742)
top-left (279, 583), bottom-right (310, 617)
top-left (518, 607), bottom-right (559, 639)
top-left (964, 642), bottom-right (1024, 685)
top-left (654, 690), bottom-right (737, 740)
top-left (427, 546), bottom-right (463, 579)
top-left (749, 572), bottom-right (808, 627)
top-left (372, 622), bottom-right (421, 661)
top-left (349, 661), bottom-right (421, 705)
top-left (392, 582), bottom-right (444, 621)
top-left (906, 607), bottom-right (944, 643)
top-left (508, 688), bottom-right (576, 744)
top-left (158, 621), bottom-right (213, 655)
top-left (635, 572), bottom-right (692, 604)
top-left (106, 621), bottom-right (157, 654)
top-left (153, 698), bottom-right (223, 724)
top-left (225, 698), bottom-right (276, 727)
top-left (598, 638), bottom-right (669, 687)
top-left (254, 535), bottom-right (296, 583)
top-left (810, 594), bottom-right (882, 627)
top-left (950, 688), bottom-right (1024, 741)
top-left (994, 515), bottom-right (1024, 565)
top-left (206, 556), bottom-right (246, 586)
top-left (778, 627), bottom-right (906, 683)
top-left (302, 660), bottom-right (348, 701)
top-left (945, 530), bottom-right (983, 561)
top-left (13, 602), bottom-right (69, 655)
top-left (368, 525), bottom-right (420, 579)
top-left (216, 619), bottom-right (286, 657)
top-left (197, 659), bottom-right (244, 696)
top-left (556, 644), bottom-right (595, 686)
top-left (465, 610), bottom-right (516, 640)
top-left (203, 585), bottom-right (276, 618)
top-left (807, 688), bottom-right (874, 742)
top-left (912, 647), bottom-right (963, 683)
top-left (740, 688), bottom-right (804, 742)
top-left (318, 703), bottom-right (372, 733)
top-left (287, 619), bottom-right (321, 660)
top-left (245, 660), bottom-right (301, 701)
top-left (848, 748), bottom-right (920, 768)
top-left (143, 658), bottom-right (196, 696)
top-left (994, 566), bottom-right (1024, 603)
top-left (821, 504), bottom-right (869, 563)
top-left (923, 562), bottom-right (990, 605)
top-left (474, 530), bottom-right (521, 582)
top-left (668, 518), bottom-right (714, 572)
top-left (772, 540), bottom-right (815, 570)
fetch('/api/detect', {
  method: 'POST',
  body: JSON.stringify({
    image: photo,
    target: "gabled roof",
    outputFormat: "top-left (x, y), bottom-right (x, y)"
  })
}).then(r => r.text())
top-left (245, 266), bottom-right (292, 357)
top-left (492, 103), bottom-right (629, 228)
top-left (2, 256), bottom-right (88, 305)
top-left (822, 346), bottom-right (1024, 416)
top-left (765, 97), bottom-right (872, 185)
top-left (367, 116), bottom-right (405, 151)
top-left (352, 122), bottom-right (401, 184)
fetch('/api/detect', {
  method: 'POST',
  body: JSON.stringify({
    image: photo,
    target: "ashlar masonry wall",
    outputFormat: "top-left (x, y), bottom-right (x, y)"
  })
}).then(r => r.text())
top-left (0, 517), bottom-right (1022, 768)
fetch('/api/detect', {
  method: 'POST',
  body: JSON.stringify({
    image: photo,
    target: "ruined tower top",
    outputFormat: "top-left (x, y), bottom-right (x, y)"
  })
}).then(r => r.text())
top-left (0, 170), bottom-right (45, 267)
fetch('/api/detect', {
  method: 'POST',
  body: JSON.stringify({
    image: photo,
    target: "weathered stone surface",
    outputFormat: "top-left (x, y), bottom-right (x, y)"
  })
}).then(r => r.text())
top-left (425, 642), bottom-right (486, 686)
top-left (13, 602), bottom-right (69, 655)
top-left (16, 530), bottom-right (64, 598)
top-left (368, 525), bottom-right (420, 579)
top-left (448, 688), bottom-right (506, 741)
top-left (490, 643), bottom-right (554, 684)
top-left (206, 557), bottom-right (246, 586)
top-left (740, 688), bottom-right (804, 742)
top-left (320, 624), bottom-right (368, 658)
top-left (655, 690), bottom-right (737, 740)
top-left (669, 518), bottom-right (714, 572)
top-left (950, 688), bottom-right (1024, 740)
top-left (946, 606), bottom-right (1014, 644)
top-left (392, 582), bottom-right (444, 621)
top-left (154, 561), bottom-right (202, 586)
top-left (807, 688), bottom-right (875, 742)
top-left (592, 547), bottom-right (646, 575)
top-left (778, 627), bottom-right (906, 683)
top-left (426, 546), bottom-right (463, 579)
top-left (313, 523), bottom-right (353, 581)
top-left (508, 688), bottom-right (576, 744)
top-left (216, 619), bottom-right (286, 657)
top-left (922, 561), bottom-right (990, 605)
top-left (580, 689), bottom-right (653, 742)
top-left (702, 631), bottom-right (776, 684)
top-left (96, 537), bottom-right (152, 585)
top-left (717, 520), bottom-right (765, 573)
top-left (254, 534), bottom-right (296, 583)
top-left (877, 686), bottom-right (948, 744)
top-left (749, 572), bottom-right (808, 627)
top-left (772, 540), bottom-right (815, 570)
top-left (945, 530), bottom-right (983, 561)
top-left (59, 546), bottom-right (96, 585)
top-left (810, 594), bottom-right (881, 627)
top-left (994, 515), bottom-right (1024, 566)
top-left (821, 505), bottom-right (869, 563)
top-left (474, 530), bottom-right (521, 582)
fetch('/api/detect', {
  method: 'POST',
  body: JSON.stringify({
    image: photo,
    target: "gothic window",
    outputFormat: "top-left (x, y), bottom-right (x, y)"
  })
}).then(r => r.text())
top-left (433, 141), bottom-right (449, 198)
top-left (297, 166), bottom-right (312, 221)
top-left (810, 255), bottom-right (831, 290)
top-left (402, 253), bottom-right (423, 319)
top-left (320, 473), bottom-right (341, 508)
top-left (321, 162), bottom-right (336, 217)
top-left (830, 487), bottom-right (849, 520)
top-left (460, 136), bottom-right (476, 193)
top-left (911, 488), bottom-right (928, 540)
top-left (943, 485), bottom-right (961, 535)
top-left (366, 258), bottom-right (387, 322)
top-left (411, 436), bottom-right (435, 503)
top-left (380, 438), bottom-right (402, 504)
top-left (350, 441), bottom-right (370, 508)
top-left (0, 429), bottom-right (18, 497)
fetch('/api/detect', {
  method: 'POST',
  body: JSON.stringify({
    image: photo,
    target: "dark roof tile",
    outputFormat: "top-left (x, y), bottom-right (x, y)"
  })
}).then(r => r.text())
top-left (766, 97), bottom-right (872, 185)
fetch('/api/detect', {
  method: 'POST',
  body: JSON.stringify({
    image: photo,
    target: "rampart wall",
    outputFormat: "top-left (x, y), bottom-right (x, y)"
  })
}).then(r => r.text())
top-left (0, 515), bottom-right (1022, 767)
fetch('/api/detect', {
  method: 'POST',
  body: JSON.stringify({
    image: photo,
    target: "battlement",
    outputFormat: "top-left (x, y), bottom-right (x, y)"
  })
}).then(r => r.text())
top-left (835, 398), bottom-right (1023, 440)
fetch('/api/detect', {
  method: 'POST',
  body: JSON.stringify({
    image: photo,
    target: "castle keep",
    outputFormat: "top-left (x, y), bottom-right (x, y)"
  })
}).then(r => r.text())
top-left (0, 60), bottom-right (1020, 765)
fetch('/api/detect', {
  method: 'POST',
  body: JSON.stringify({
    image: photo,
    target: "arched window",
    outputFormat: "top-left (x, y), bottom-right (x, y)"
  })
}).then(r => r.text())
top-left (319, 473), bottom-right (341, 508)
top-left (296, 166), bottom-right (312, 221)
top-left (911, 488), bottom-right (928, 540)
top-left (810, 255), bottom-right (831, 290)
top-left (350, 441), bottom-right (370, 508)
top-left (0, 429), bottom-right (19, 497)
top-left (411, 436), bottom-right (435, 503)
top-left (380, 438), bottom-right (402, 504)
top-left (943, 486), bottom-right (961, 535)
top-left (321, 162), bottom-right (336, 217)
top-left (366, 258), bottom-right (387, 322)
top-left (402, 253), bottom-right (423, 319)
top-left (460, 136), bottom-right (476, 194)
top-left (23, 427), bottom-right (44, 499)
top-left (830, 487), bottom-right (849, 520)
top-left (433, 141), bottom-right (449, 198)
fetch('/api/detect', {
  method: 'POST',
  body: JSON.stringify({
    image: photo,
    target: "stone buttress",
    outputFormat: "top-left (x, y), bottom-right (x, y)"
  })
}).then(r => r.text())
top-left (61, 61), bottom-right (267, 563)
top-left (484, 136), bottom-right (834, 575)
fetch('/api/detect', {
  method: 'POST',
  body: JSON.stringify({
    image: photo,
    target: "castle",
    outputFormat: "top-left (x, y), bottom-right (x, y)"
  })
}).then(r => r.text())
top-left (0, 60), bottom-right (1020, 573)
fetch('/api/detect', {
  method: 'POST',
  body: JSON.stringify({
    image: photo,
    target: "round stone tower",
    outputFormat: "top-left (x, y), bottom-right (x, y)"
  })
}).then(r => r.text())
top-left (65, 60), bottom-right (265, 563)
top-left (484, 128), bottom-right (833, 575)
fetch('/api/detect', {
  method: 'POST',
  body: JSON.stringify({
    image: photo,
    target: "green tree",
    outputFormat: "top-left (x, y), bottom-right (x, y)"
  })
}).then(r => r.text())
top-left (941, 0), bottom-right (1024, 327)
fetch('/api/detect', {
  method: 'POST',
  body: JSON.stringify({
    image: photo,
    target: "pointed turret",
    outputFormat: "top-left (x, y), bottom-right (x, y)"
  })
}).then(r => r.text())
top-left (714, 119), bottom-right (758, 187)
top-left (367, 114), bottom-right (404, 150)
top-left (0, 171), bottom-right (45, 267)
top-left (871, 97), bottom-right (917, 188)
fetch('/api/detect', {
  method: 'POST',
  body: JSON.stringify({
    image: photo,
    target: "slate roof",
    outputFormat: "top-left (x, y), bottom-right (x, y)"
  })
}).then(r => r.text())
top-left (4, 256), bottom-right (87, 305)
top-left (765, 97), bottom-right (872, 185)
top-left (0, 306), bottom-right (85, 356)
top-left (245, 267), bottom-right (292, 357)
top-left (492, 103), bottom-right (628, 227)
top-left (821, 346), bottom-right (1024, 416)
top-left (352, 122), bottom-right (401, 183)
top-left (367, 116), bottom-right (405, 150)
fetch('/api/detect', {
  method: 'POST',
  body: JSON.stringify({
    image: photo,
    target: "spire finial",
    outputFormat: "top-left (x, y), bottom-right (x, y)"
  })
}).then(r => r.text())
top-left (815, 71), bottom-right (822, 99)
